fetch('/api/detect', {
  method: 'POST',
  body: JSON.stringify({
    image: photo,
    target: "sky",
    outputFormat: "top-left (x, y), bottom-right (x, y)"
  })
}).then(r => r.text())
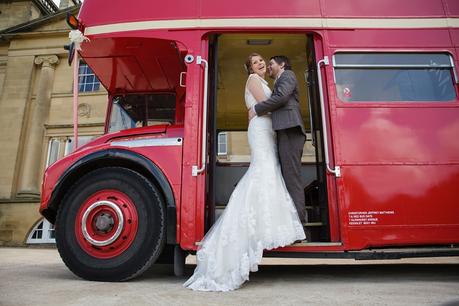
top-left (52, 0), bottom-right (84, 6)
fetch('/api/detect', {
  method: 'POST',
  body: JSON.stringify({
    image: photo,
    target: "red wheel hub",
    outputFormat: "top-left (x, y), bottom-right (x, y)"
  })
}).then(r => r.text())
top-left (75, 190), bottom-right (138, 259)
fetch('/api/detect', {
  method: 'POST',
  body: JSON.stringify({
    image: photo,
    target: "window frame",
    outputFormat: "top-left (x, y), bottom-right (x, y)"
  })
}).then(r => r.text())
top-left (217, 132), bottom-right (228, 156)
top-left (78, 61), bottom-right (101, 93)
top-left (44, 135), bottom-right (100, 170)
top-left (46, 138), bottom-right (61, 167)
top-left (64, 136), bottom-right (96, 155)
top-left (331, 50), bottom-right (459, 106)
top-left (108, 92), bottom-right (177, 133)
top-left (27, 218), bottom-right (55, 244)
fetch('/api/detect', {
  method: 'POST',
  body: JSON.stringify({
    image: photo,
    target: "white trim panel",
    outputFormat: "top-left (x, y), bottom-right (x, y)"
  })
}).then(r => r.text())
top-left (111, 137), bottom-right (183, 148)
top-left (85, 18), bottom-right (459, 35)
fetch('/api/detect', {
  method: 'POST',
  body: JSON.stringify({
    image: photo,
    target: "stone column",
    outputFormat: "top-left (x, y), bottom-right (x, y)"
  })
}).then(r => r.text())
top-left (17, 55), bottom-right (59, 198)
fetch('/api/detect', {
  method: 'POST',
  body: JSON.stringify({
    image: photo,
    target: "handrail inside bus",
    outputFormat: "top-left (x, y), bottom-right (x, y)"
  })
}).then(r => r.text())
top-left (304, 69), bottom-right (316, 146)
top-left (317, 56), bottom-right (341, 178)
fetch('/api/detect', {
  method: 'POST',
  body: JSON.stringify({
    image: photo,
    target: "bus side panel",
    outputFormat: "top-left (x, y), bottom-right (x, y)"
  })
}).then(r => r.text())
top-left (341, 165), bottom-right (459, 249)
top-left (327, 29), bottom-right (452, 49)
top-left (323, 0), bottom-right (446, 18)
top-left (336, 108), bottom-right (459, 164)
top-left (79, 0), bottom-right (200, 27)
top-left (451, 29), bottom-right (459, 72)
top-left (335, 107), bottom-right (459, 249)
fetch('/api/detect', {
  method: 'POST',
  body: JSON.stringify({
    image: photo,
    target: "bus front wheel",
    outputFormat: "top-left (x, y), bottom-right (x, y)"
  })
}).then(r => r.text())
top-left (55, 167), bottom-right (166, 281)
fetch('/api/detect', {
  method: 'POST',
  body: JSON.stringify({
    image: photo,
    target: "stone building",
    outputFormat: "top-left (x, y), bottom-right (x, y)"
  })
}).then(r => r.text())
top-left (0, 0), bottom-right (108, 245)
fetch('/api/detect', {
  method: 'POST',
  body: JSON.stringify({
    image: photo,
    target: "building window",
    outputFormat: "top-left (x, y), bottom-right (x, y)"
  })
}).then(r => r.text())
top-left (46, 138), bottom-right (61, 167)
top-left (27, 218), bottom-right (55, 244)
top-left (45, 135), bottom-right (97, 170)
top-left (64, 136), bottom-right (96, 155)
top-left (217, 132), bottom-right (228, 155)
top-left (78, 62), bottom-right (100, 92)
top-left (333, 53), bottom-right (457, 102)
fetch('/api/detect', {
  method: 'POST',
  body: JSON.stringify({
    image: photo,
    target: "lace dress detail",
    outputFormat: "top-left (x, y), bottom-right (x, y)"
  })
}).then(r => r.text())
top-left (183, 73), bottom-right (306, 292)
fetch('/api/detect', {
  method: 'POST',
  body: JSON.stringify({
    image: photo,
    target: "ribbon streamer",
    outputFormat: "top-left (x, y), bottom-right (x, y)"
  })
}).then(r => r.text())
top-left (72, 48), bottom-right (79, 150)
top-left (69, 30), bottom-right (89, 150)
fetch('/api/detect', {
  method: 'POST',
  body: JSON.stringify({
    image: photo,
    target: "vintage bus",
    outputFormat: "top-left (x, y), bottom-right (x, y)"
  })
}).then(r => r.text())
top-left (39, 0), bottom-right (459, 281)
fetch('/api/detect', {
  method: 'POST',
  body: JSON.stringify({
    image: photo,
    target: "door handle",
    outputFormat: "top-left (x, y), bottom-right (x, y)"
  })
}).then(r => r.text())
top-left (317, 56), bottom-right (341, 178)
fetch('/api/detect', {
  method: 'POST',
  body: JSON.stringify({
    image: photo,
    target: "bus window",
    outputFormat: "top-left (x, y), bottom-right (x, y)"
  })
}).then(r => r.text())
top-left (333, 53), bottom-right (457, 102)
top-left (109, 94), bottom-right (176, 133)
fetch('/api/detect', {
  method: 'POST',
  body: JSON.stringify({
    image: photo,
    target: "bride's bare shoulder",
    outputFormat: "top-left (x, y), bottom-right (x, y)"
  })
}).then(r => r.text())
top-left (246, 73), bottom-right (262, 86)
top-left (247, 73), bottom-right (259, 81)
top-left (247, 73), bottom-right (260, 85)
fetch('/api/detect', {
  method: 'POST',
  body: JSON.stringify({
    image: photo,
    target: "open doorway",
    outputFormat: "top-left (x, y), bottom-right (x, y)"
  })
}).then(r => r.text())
top-left (206, 33), bottom-right (330, 242)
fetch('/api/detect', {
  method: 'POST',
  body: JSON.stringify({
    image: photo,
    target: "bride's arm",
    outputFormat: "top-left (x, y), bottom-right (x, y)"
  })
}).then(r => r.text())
top-left (254, 71), bottom-right (296, 116)
top-left (247, 75), bottom-right (267, 103)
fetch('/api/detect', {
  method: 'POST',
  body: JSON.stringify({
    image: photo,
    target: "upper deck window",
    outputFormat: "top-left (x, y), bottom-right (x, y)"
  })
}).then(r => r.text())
top-left (333, 53), bottom-right (457, 102)
top-left (109, 94), bottom-right (176, 133)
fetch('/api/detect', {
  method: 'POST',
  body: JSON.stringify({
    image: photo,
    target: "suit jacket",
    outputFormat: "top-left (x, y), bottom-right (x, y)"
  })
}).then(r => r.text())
top-left (254, 70), bottom-right (306, 136)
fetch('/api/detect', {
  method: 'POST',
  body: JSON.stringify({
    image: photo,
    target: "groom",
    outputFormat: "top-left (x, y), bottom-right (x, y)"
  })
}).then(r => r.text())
top-left (249, 55), bottom-right (307, 223)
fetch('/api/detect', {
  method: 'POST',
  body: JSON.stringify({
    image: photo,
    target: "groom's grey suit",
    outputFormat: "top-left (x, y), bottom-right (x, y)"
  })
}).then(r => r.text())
top-left (254, 70), bottom-right (307, 223)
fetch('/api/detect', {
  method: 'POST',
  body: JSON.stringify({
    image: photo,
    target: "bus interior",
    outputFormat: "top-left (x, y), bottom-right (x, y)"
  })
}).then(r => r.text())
top-left (206, 33), bottom-right (331, 242)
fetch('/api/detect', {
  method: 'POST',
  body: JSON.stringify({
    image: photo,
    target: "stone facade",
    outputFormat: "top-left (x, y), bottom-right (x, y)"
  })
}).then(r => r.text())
top-left (0, 2), bottom-right (107, 245)
top-left (0, 1), bottom-right (41, 31)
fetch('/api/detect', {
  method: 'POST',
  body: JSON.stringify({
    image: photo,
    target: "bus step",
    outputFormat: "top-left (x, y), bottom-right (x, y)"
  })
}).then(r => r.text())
top-left (290, 241), bottom-right (342, 247)
top-left (303, 222), bottom-right (324, 241)
top-left (304, 206), bottom-right (322, 223)
top-left (218, 205), bottom-right (319, 210)
top-left (196, 241), bottom-right (342, 247)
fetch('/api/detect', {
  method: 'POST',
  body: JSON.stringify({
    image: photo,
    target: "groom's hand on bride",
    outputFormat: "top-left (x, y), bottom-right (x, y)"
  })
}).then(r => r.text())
top-left (248, 107), bottom-right (257, 120)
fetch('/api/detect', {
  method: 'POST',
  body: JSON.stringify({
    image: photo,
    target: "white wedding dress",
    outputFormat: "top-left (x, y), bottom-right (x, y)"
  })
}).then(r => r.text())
top-left (183, 73), bottom-right (306, 292)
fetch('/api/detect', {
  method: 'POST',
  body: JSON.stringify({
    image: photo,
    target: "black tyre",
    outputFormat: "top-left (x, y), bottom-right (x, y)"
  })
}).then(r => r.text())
top-left (55, 167), bottom-right (166, 281)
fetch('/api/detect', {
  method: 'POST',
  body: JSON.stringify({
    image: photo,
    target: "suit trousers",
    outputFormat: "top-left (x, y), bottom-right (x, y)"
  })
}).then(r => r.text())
top-left (277, 127), bottom-right (307, 223)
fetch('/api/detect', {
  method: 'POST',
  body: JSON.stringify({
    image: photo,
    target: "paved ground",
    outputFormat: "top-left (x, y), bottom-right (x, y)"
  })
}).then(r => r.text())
top-left (0, 247), bottom-right (458, 306)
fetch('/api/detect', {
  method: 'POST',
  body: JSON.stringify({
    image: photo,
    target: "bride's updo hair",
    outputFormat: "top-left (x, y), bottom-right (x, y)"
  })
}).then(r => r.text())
top-left (244, 53), bottom-right (263, 76)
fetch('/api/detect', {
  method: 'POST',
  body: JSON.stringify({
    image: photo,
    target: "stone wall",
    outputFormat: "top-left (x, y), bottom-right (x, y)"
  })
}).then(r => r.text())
top-left (0, 1), bottom-right (41, 31)
top-left (0, 202), bottom-right (41, 245)
top-left (0, 10), bottom-right (107, 245)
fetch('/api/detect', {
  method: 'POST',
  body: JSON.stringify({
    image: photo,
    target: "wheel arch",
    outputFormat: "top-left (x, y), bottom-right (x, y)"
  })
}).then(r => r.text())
top-left (42, 149), bottom-right (177, 244)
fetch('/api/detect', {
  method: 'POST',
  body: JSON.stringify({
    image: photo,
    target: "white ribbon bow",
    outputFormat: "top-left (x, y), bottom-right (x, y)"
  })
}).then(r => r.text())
top-left (69, 30), bottom-right (90, 50)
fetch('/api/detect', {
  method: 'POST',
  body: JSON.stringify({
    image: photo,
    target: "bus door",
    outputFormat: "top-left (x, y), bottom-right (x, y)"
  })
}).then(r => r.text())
top-left (305, 34), bottom-right (340, 242)
top-left (204, 33), bottom-right (341, 244)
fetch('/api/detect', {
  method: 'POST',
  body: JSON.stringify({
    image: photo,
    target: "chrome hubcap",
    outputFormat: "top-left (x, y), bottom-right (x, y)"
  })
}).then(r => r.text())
top-left (81, 200), bottom-right (124, 247)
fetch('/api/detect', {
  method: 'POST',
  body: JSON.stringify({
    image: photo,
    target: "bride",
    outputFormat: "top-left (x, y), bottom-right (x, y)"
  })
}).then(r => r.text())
top-left (183, 53), bottom-right (306, 292)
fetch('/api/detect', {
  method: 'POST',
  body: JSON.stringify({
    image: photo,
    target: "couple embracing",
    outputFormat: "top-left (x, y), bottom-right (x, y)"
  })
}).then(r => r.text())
top-left (184, 54), bottom-right (307, 291)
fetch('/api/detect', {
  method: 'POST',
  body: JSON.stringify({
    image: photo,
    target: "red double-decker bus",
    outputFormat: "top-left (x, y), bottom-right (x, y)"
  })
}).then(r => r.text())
top-left (39, 0), bottom-right (459, 281)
